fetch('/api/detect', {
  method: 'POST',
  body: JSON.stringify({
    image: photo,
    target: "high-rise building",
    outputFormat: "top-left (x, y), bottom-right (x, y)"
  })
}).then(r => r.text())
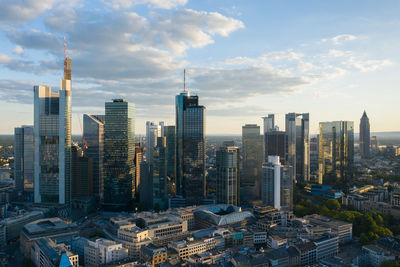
top-left (14, 125), bottom-right (34, 195)
top-left (359, 111), bottom-right (370, 159)
top-left (146, 122), bottom-right (161, 163)
top-left (71, 144), bottom-right (93, 199)
top-left (264, 131), bottom-right (287, 163)
top-left (216, 145), bottom-right (240, 206)
top-left (310, 136), bottom-right (319, 175)
top-left (151, 137), bottom-right (168, 210)
top-left (318, 121), bottom-right (354, 185)
top-left (103, 99), bottom-right (135, 209)
top-left (83, 114), bottom-right (104, 199)
top-left (262, 156), bottom-right (293, 210)
top-left (242, 124), bottom-right (263, 194)
top-left (285, 113), bottom-right (310, 182)
top-left (33, 56), bottom-right (71, 205)
top-left (262, 114), bottom-right (275, 134)
top-left (371, 136), bottom-right (378, 150)
top-left (134, 143), bottom-right (143, 192)
top-left (175, 91), bottom-right (206, 205)
top-left (164, 126), bottom-right (176, 181)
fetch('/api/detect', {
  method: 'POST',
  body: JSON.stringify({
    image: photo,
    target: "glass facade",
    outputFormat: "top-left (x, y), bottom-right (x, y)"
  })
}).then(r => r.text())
top-left (175, 92), bottom-right (206, 205)
top-left (14, 125), bottom-right (34, 195)
top-left (264, 131), bottom-right (287, 163)
top-left (285, 113), bottom-right (310, 182)
top-left (145, 121), bottom-right (161, 164)
top-left (151, 137), bottom-right (168, 209)
top-left (216, 146), bottom-right (240, 206)
top-left (83, 114), bottom-right (104, 199)
top-left (318, 121), bottom-right (354, 185)
top-left (241, 124), bottom-right (263, 198)
top-left (359, 111), bottom-right (370, 159)
top-left (103, 99), bottom-right (135, 208)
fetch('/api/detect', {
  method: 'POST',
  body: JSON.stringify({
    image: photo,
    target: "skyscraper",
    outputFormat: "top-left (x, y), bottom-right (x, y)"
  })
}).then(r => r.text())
top-left (262, 114), bottom-right (275, 134)
top-left (242, 124), bottom-right (263, 196)
top-left (14, 125), bottom-right (34, 196)
top-left (262, 156), bottom-right (293, 210)
top-left (145, 121), bottom-right (161, 163)
top-left (134, 143), bottom-right (143, 192)
top-left (103, 99), bottom-right (135, 209)
top-left (318, 121), bottom-right (354, 185)
top-left (175, 91), bottom-right (206, 205)
top-left (151, 137), bottom-right (168, 210)
top-left (264, 131), bottom-right (287, 163)
top-left (216, 145), bottom-right (240, 206)
top-left (83, 114), bottom-right (104, 199)
top-left (71, 144), bottom-right (93, 199)
top-left (33, 56), bottom-right (71, 205)
top-left (164, 125), bottom-right (176, 187)
top-left (285, 113), bottom-right (310, 183)
top-left (359, 111), bottom-right (370, 159)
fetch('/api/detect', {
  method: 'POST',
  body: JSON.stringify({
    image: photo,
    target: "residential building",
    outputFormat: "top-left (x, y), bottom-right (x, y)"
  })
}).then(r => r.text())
top-left (318, 121), bottom-right (354, 184)
top-left (216, 145), bottom-right (240, 206)
top-left (83, 114), bottom-right (104, 199)
top-left (360, 111), bottom-right (371, 159)
top-left (14, 125), bottom-right (34, 195)
top-left (175, 91), bottom-right (206, 205)
top-left (33, 56), bottom-right (72, 206)
top-left (285, 113), bottom-right (310, 182)
top-left (84, 238), bottom-right (128, 266)
top-left (103, 99), bottom-right (135, 209)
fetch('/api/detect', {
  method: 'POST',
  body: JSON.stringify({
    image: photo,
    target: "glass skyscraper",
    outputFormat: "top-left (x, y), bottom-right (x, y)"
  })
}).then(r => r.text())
top-left (34, 57), bottom-right (71, 205)
top-left (216, 145), bottom-right (240, 206)
top-left (285, 113), bottom-right (310, 183)
top-left (164, 125), bottom-right (176, 185)
top-left (83, 114), bottom-right (104, 200)
top-left (318, 121), bottom-right (354, 185)
top-left (175, 91), bottom-right (206, 205)
top-left (359, 111), bottom-right (370, 159)
top-left (103, 99), bottom-right (135, 209)
top-left (145, 121), bottom-right (161, 164)
top-left (14, 125), bottom-right (34, 195)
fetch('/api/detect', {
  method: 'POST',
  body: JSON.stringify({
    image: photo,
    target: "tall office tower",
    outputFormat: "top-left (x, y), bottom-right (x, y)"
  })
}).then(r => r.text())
top-left (371, 136), bottom-right (378, 150)
top-left (152, 137), bottom-right (168, 210)
top-left (262, 114), bottom-right (275, 134)
top-left (134, 143), bottom-right (143, 191)
top-left (71, 144), bottom-right (93, 199)
top-left (216, 145), bottom-right (240, 206)
top-left (359, 111), bottom-right (370, 159)
top-left (159, 121), bottom-right (165, 137)
top-left (175, 91), bottom-right (206, 205)
top-left (33, 56), bottom-right (71, 205)
top-left (262, 156), bottom-right (293, 210)
top-left (285, 113), bottom-right (310, 183)
top-left (264, 131), bottom-right (287, 163)
top-left (145, 121), bottom-right (161, 163)
top-left (14, 125), bottom-right (34, 195)
top-left (242, 124), bottom-right (263, 196)
top-left (310, 136), bottom-right (319, 175)
top-left (164, 126), bottom-right (176, 179)
top-left (318, 121), bottom-right (354, 185)
top-left (83, 114), bottom-right (104, 199)
top-left (103, 99), bottom-right (135, 209)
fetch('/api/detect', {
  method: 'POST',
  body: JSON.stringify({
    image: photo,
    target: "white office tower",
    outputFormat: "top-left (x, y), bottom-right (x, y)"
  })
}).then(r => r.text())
top-left (262, 114), bottom-right (275, 134)
top-left (145, 121), bottom-right (161, 163)
top-left (34, 56), bottom-right (71, 205)
top-left (262, 156), bottom-right (293, 210)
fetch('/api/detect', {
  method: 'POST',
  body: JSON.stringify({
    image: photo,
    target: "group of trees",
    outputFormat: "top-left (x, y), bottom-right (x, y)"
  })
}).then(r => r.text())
top-left (294, 193), bottom-right (394, 245)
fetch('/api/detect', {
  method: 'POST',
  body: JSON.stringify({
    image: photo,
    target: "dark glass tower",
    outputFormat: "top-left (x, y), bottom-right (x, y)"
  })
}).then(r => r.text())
top-left (359, 111), bottom-right (370, 159)
top-left (14, 125), bottom-right (34, 196)
top-left (103, 99), bottom-right (135, 209)
top-left (216, 145), bottom-right (240, 206)
top-left (242, 124), bottom-right (263, 193)
top-left (264, 131), bottom-right (287, 163)
top-left (175, 92), bottom-right (206, 205)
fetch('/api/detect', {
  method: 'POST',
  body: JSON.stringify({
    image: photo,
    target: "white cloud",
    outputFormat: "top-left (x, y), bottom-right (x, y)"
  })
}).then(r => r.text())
top-left (0, 54), bottom-right (12, 64)
top-left (106, 0), bottom-right (188, 10)
top-left (322, 34), bottom-right (358, 45)
top-left (0, 0), bottom-right (61, 23)
top-left (346, 58), bottom-right (392, 72)
top-left (12, 45), bottom-right (24, 55)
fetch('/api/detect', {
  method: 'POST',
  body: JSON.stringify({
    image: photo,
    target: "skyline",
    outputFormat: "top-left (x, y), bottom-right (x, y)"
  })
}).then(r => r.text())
top-left (1, 0), bottom-right (400, 134)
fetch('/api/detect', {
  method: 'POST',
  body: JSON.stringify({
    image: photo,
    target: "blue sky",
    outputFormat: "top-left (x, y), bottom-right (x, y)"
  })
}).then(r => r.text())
top-left (0, 0), bottom-right (399, 134)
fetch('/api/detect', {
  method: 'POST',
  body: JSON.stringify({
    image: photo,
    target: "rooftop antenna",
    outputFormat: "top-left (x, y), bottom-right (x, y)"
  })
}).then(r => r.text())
top-left (184, 69), bottom-right (186, 92)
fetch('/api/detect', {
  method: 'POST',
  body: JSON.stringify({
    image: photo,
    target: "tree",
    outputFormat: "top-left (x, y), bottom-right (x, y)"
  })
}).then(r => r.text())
top-left (325, 199), bottom-right (341, 210)
top-left (380, 260), bottom-right (400, 267)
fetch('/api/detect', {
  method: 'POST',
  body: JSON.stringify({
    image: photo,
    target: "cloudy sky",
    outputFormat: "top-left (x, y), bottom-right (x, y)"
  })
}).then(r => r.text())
top-left (0, 0), bottom-right (399, 135)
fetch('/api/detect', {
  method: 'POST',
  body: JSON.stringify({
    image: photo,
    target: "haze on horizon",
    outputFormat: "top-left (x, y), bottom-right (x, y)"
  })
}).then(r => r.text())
top-left (0, 0), bottom-right (399, 135)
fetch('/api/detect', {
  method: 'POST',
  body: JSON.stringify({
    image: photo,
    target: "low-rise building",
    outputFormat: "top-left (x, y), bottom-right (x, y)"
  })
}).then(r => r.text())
top-left (267, 235), bottom-right (287, 249)
top-left (31, 238), bottom-right (79, 267)
top-left (264, 247), bottom-right (289, 267)
top-left (304, 214), bottom-right (352, 244)
top-left (84, 238), bottom-right (128, 267)
top-left (140, 244), bottom-right (167, 266)
top-left (355, 244), bottom-right (396, 267)
top-left (168, 236), bottom-right (225, 260)
top-left (294, 242), bottom-right (317, 266)
top-left (0, 210), bottom-right (43, 243)
top-left (313, 233), bottom-right (339, 261)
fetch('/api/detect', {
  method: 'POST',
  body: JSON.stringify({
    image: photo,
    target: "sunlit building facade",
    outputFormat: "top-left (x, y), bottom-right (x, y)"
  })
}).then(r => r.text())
top-left (103, 99), bottom-right (135, 208)
top-left (175, 92), bottom-right (206, 205)
top-left (318, 121), bottom-right (354, 185)
top-left (33, 57), bottom-right (72, 205)
top-left (216, 146), bottom-right (240, 206)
